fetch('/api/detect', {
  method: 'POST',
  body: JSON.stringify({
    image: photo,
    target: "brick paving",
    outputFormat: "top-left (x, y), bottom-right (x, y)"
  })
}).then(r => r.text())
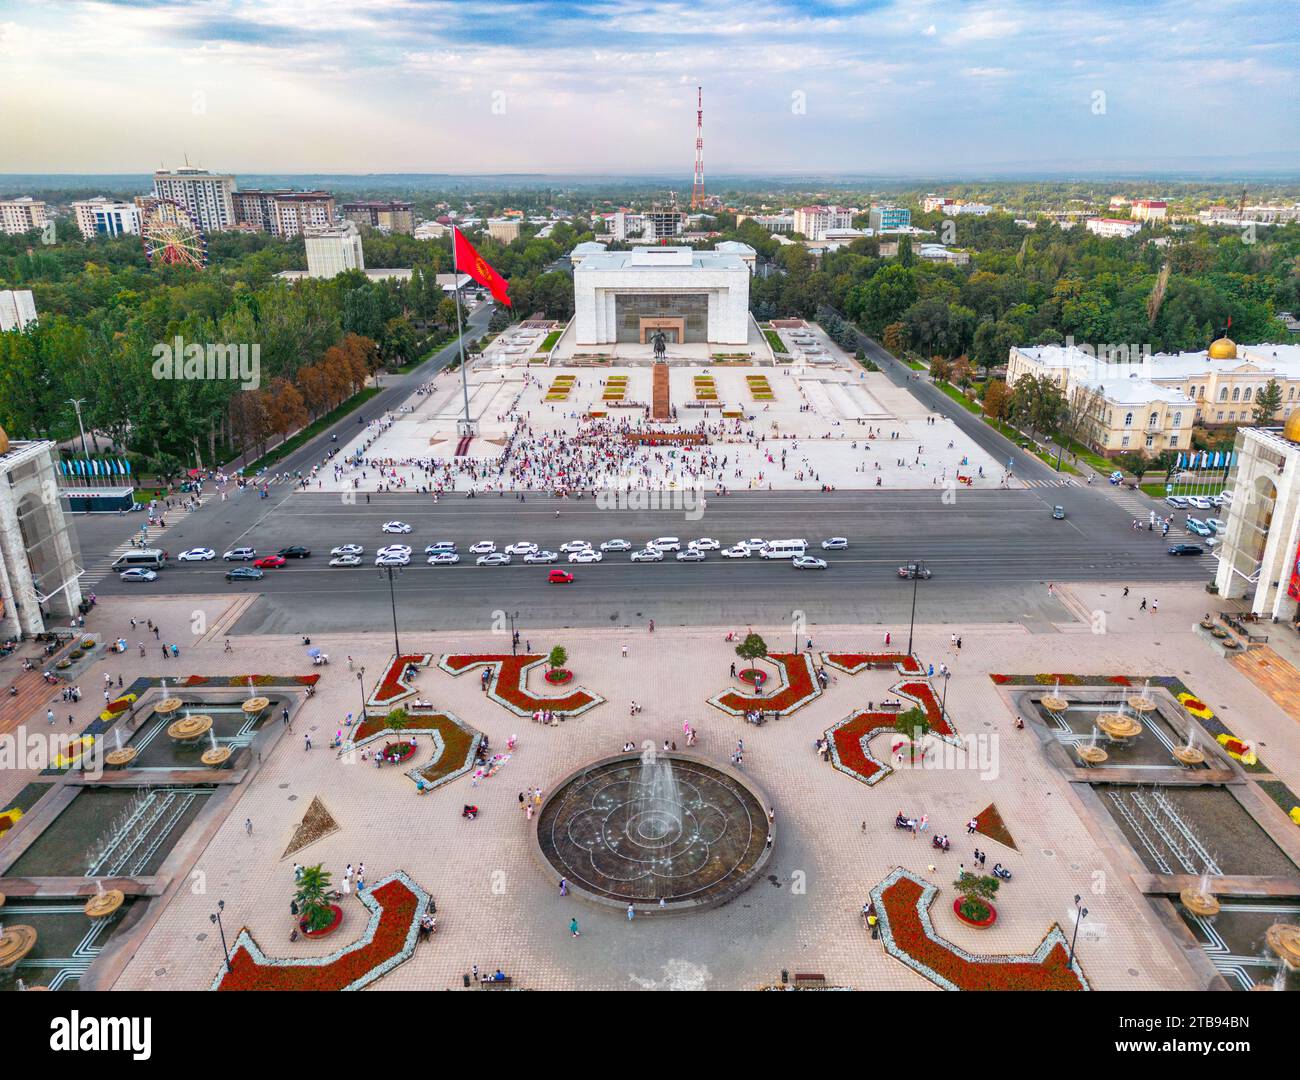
top-left (63, 579), bottom-right (1295, 991)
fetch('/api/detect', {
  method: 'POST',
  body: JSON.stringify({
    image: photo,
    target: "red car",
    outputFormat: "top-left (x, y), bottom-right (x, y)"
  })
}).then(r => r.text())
top-left (548, 569), bottom-right (574, 584)
top-left (253, 555), bottom-right (287, 569)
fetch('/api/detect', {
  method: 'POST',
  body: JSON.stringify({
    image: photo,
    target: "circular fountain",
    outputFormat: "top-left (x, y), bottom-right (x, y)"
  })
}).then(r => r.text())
top-left (153, 697), bottom-right (184, 715)
top-left (167, 714), bottom-right (213, 743)
top-left (242, 696), bottom-right (270, 715)
top-left (1076, 743), bottom-right (1109, 765)
top-left (0, 924), bottom-right (37, 969)
top-left (534, 751), bottom-right (773, 912)
top-left (201, 746), bottom-right (233, 767)
top-left (1096, 709), bottom-right (1143, 741)
top-left (1126, 680), bottom-right (1158, 713)
top-left (1172, 746), bottom-right (1205, 766)
top-left (1040, 681), bottom-right (1069, 713)
top-left (1179, 886), bottom-right (1220, 917)
top-left (1265, 923), bottom-right (1300, 971)
top-left (83, 886), bottom-right (125, 919)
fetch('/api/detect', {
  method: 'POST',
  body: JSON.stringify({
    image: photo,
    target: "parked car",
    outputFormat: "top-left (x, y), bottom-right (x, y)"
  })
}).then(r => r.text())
top-left (898, 563), bottom-right (932, 579)
top-left (560, 540), bottom-right (593, 553)
top-left (376, 552), bottom-right (410, 567)
top-left (689, 538), bottom-right (720, 551)
top-left (569, 549), bottom-right (603, 563)
top-left (793, 555), bottom-right (828, 570)
top-left (427, 552), bottom-right (460, 565)
top-left (381, 521), bottom-right (412, 534)
top-left (377, 545), bottom-right (411, 558)
top-left (1185, 518), bottom-right (1213, 537)
top-left (649, 537), bottom-right (681, 552)
top-left (738, 538), bottom-right (767, 553)
top-left (1187, 496), bottom-right (1214, 510)
top-left (821, 537), bottom-right (848, 550)
top-left (1166, 496), bottom-right (1190, 509)
top-left (120, 567), bottom-right (158, 582)
top-left (505, 542), bottom-right (538, 555)
top-left (720, 546), bottom-right (750, 559)
top-left (630, 548), bottom-right (663, 562)
top-left (548, 569), bottom-right (575, 584)
top-left (178, 547), bottom-right (215, 562)
top-left (223, 547), bottom-right (256, 561)
top-left (600, 539), bottom-right (632, 552)
top-left (1206, 518), bottom-right (1227, 533)
top-left (676, 548), bottom-right (705, 562)
top-left (253, 555), bottom-right (287, 569)
top-left (331, 544), bottom-right (364, 557)
top-left (469, 540), bottom-right (497, 554)
top-left (476, 552), bottom-right (511, 566)
top-left (277, 546), bottom-right (311, 559)
top-left (226, 566), bottom-right (264, 581)
top-left (523, 550), bottom-right (558, 564)
top-left (424, 542), bottom-right (457, 555)
top-left (1168, 544), bottom-right (1204, 556)
top-left (329, 554), bottom-right (362, 567)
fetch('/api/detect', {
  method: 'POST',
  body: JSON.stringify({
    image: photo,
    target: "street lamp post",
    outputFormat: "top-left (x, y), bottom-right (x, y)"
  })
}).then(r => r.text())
top-left (67, 398), bottom-right (90, 459)
top-left (378, 566), bottom-right (402, 657)
top-left (356, 667), bottom-right (366, 716)
top-left (941, 669), bottom-right (951, 717)
top-left (1068, 894), bottom-right (1088, 967)
top-left (906, 561), bottom-right (925, 655)
top-left (210, 899), bottom-right (230, 973)
top-left (508, 610), bottom-right (520, 655)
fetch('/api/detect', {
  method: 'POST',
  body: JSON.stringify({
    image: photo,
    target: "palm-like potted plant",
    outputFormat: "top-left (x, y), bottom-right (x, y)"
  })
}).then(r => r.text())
top-left (892, 706), bottom-right (932, 763)
top-left (546, 645), bottom-right (571, 684)
top-left (296, 864), bottom-right (341, 936)
top-left (952, 870), bottom-right (999, 927)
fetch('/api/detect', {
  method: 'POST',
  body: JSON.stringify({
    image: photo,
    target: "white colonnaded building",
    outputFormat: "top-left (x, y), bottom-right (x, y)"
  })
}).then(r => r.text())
top-left (572, 245), bottom-right (751, 346)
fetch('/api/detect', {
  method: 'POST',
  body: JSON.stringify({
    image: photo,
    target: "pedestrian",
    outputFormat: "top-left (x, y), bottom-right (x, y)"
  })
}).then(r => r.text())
top-left (627, 903), bottom-right (635, 922)
top-left (1139, 597), bottom-right (1147, 611)
top-left (730, 661), bottom-right (736, 677)
top-left (47, 708), bottom-right (55, 725)
top-left (304, 733), bottom-right (312, 750)
top-left (956, 636), bottom-right (962, 650)
top-left (245, 817), bottom-right (253, 836)
top-left (559, 877), bottom-right (568, 896)
top-left (967, 817), bottom-right (978, 834)
top-left (621, 644), bottom-right (628, 658)
top-left (1152, 598), bottom-right (1159, 613)
top-left (1122, 586), bottom-right (1129, 597)
top-left (570, 917), bottom-right (581, 937)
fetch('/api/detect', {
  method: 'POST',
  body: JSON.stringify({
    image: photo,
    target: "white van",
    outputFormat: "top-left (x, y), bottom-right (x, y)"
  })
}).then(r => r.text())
top-left (649, 537), bottom-right (681, 552)
top-left (760, 539), bottom-right (808, 559)
top-left (111, 548), bottom-right (166, 571)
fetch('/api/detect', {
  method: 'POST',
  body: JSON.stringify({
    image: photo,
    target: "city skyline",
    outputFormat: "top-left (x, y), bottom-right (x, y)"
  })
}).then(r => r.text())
top-left (3, 0), bottom-right (1298, 175)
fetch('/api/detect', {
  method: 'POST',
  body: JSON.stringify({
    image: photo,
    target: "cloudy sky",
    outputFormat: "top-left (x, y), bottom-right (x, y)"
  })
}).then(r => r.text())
top-left (2, 0), bottom-right (1297, 175)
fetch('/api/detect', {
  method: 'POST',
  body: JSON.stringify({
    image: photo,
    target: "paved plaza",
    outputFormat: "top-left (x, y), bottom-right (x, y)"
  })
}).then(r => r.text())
top-left (5, 580), bottom-right (1296, 992)
top-left (310, 320), bottom-right (1011, 495)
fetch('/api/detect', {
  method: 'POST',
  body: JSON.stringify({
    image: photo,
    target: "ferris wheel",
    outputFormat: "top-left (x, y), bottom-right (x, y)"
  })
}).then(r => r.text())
top-left (141, 199), bottom-right (208, 269)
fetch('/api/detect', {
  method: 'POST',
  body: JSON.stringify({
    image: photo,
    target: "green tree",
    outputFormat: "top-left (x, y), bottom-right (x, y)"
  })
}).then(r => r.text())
top-left (953, 871), bottom-right (1000, 922)
top-left (892, 705), bottom-right (932, 762)
top-left (295, 864), bottom-right (336, 932)
top-left (1115, 450), bottom-right (1150, 482)
top-left (734, 632), bottom-right (769, 674)
top-left (1007, 373), bottom-right (1067, 440)
top-left (547, 644), bottom-right (568, 671)
top-left (1253, 378), bottom-right (1283, 424)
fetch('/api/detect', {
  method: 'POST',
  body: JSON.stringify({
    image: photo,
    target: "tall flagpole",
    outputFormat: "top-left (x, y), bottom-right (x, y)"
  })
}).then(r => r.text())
top-left (451, 229), bottom-right (472, 434)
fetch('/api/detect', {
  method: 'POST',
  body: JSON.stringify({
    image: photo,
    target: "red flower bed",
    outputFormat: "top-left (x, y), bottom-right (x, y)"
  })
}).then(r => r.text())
top-left (829, 682), bottom-right (955, 785)
top-left (105, 698), bottom-right (132, 715)
top-left (295, 674), bottom-right (322, 686)
top-left (824, 653), bottom-right (923, 675)
top-left (442, 655), bottom-right (603, 715)
top-left (216, 877), bottom-right (419, 991)
top-left (711, 654), bottom-right (820, 716)
top-left (880, 875), bottom-right (1085, 991)
top-left (738, 668), bottom-right (767, 686)
top-left (381, 741), bottom-right (417, 763)
top-left (372, 655), bottom-right (429, 704)
top-left (185, 675), bottom-right (209, 687)
top-left (953, 897), bottom-right (997, 927)
top-left (301, 903), bottom-right (344, 937)
top-left (545, 668), bottom-right (573, 685)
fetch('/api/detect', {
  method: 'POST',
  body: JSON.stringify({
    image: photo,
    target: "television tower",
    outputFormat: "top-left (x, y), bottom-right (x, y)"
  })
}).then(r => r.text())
top-left (691, 86), bottom-right (705, 210)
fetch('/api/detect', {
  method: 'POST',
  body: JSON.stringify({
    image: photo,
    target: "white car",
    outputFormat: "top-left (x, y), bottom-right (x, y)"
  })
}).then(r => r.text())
top-left (505, 542), bottom-right (538, 555)
top-left (178, 547), bottom-right (215, 562)
top-left (720, 546), bottom-right (750, 559)
top-left (821, 537), bottom-right (848, 550)
top-left (477, 552), bottom-right (511, 566)
top-left (427, 552), bottom-right (460, 565)
top-left (329, 554), bottom-right (362, 567)
top-left (523, 550), bottom-right (558, 563)
top-left (1206, 518), bottom-right (1227, 533)
top-left (649, 537), bottom-right (681, 552)
top-left (630, 548), bottom-right (663, 562)
top-left (569, 549), bottom-right (603, 563)
top-left (676, 548), bottom-right (706, 562)
top-left (738, 538), bottom-right (767, 553)
top-left (377, 544), bottom-right (412, 558)
top-left (600, 539), bottom-right (632, 552)
top-left (119, 567), bottom-right (158, 582)
top-left (1186, 496), bottom-right (1213, 510)
top-left (560, 540), bottom-right (592, 553)
top-left (689, 538), bottom-right (720, 551)
top-left (793, 555), bottom-right (828, 570)
top-left (469, 540), bottom-right (497, 555)
top-left (223, 547), bottom-right (256, 561)
top-left (376, 552), bottom-right (410, 567)
top-left (331, 544), bottom-right (364, 557)
top-left (382, 521), bottom-right (412, 534)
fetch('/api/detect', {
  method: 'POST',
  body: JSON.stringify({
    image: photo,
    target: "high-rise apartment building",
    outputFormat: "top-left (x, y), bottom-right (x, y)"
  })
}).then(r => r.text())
top-left (794, 206), bottom-right (854, 240)
top-left (0, 197), bottom-right (49, 236)
top-left (341, 201), bottom-right (414, 235)
top-left (233, 190), bottom-right (336, 237)
top-left (868, 205), bottom-right (911, 232)
top-left (152, 167), bottom-right (236, 232)
top-left (304, 222), bottom-right (365, 278)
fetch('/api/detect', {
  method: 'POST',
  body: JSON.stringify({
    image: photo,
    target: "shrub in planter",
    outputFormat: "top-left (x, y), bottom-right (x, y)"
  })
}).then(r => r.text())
top-left (380, 740), bottom-right (417, 763)
top-left (295, 864), bottom-right (338, 933)
top-left (545, 668), bottom-right (573, 685)
top-left (738, 668), bottom-right (767, 686)
top-left (69, 650), bottom-right (84, 660)
top-left (56, 658), bottom-right (72, 669)
top-left (953, 871), bottom-right (999, 927)
top-left (547, 645), bottom-right (569, 682)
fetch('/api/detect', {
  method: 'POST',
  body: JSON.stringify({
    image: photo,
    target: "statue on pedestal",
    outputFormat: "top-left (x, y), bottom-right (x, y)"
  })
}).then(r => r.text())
top-left (651, 329), bottom-right (667, 359)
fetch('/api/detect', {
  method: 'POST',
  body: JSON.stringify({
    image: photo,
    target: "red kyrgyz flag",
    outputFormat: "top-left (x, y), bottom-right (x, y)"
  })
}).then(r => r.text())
top-left (454, 227), bottom-right (511, 307)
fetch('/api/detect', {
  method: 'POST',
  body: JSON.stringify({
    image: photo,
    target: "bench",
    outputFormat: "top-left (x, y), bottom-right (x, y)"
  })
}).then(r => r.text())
top-left (479, 976), bottom-right (514, 990)
top-left (793, 973), bottom-right (827, 988)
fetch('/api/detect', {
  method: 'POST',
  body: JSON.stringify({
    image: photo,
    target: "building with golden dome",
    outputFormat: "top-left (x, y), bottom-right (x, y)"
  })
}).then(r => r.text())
top-left (1007, 337), bottom-right (1300, 458)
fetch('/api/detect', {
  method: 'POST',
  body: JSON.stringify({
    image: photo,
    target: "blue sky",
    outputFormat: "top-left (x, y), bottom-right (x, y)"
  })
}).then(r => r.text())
top-left (2, 0), bottom-right (1297, 174)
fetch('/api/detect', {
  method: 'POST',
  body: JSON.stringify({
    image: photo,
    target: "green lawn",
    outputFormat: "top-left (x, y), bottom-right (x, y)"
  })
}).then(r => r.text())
top-left (244, 387), bottom-right (381, 473)
top-left (540, 330), bottom-right (562, 352)
top-left (935, 381), bottom-right (981, 414)
top-left (903, 358), bottom-right (926, 371)
top-left (763, 329), bottom-right (788, 355)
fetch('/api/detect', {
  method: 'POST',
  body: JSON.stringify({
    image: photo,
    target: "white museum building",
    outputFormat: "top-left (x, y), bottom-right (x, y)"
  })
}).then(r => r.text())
top-left (572, 245), bottom-right (751, 346)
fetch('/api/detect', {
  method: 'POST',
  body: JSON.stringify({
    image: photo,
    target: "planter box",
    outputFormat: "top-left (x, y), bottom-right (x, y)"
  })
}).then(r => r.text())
top-left (953, 898), bottom-right (997, 928)
top-left (302, 903), bottom-right (344, 938)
